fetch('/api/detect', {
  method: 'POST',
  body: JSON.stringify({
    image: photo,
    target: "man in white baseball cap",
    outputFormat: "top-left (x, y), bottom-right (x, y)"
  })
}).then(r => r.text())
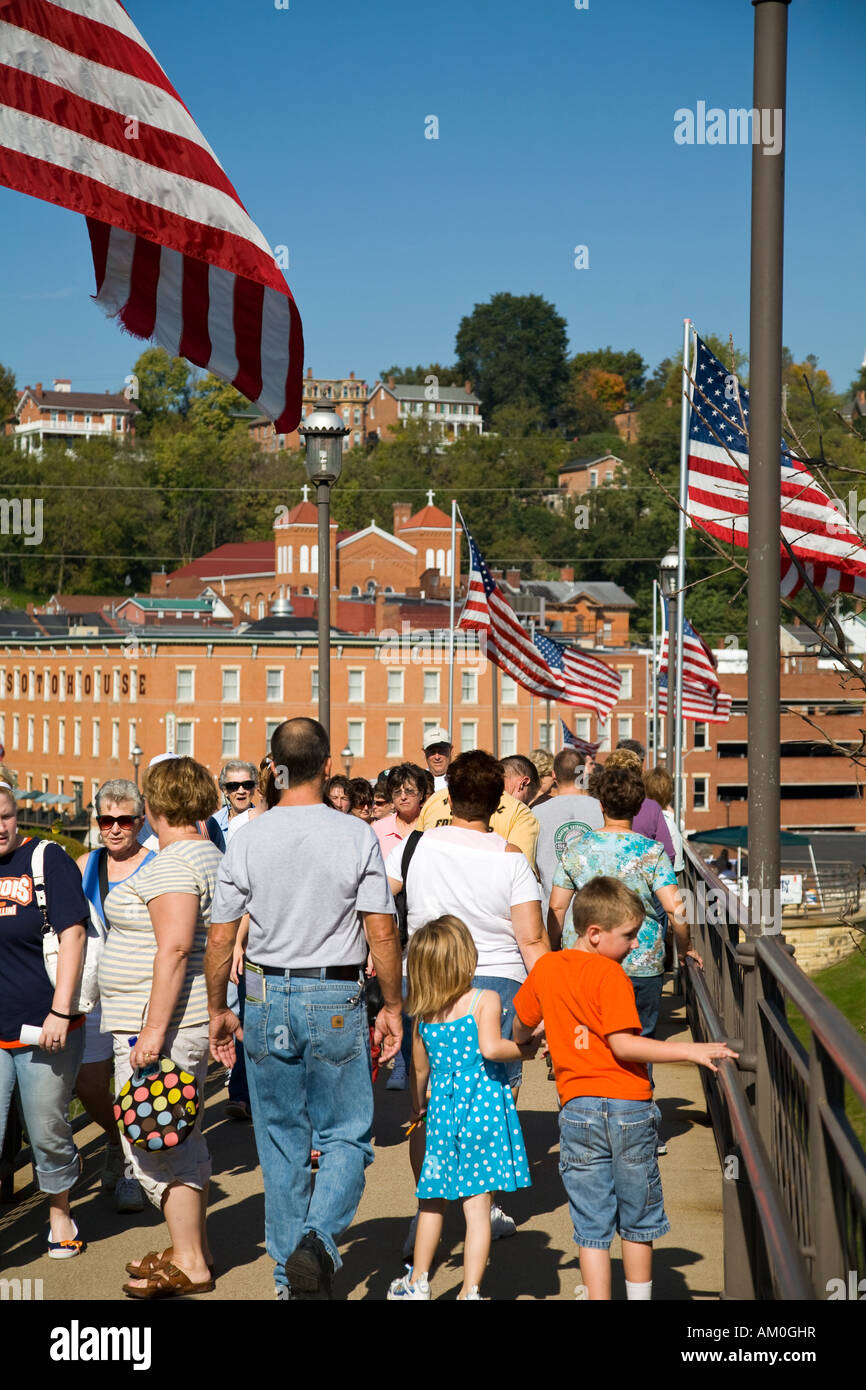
top-left (421, 727), bottom-right (452, 791)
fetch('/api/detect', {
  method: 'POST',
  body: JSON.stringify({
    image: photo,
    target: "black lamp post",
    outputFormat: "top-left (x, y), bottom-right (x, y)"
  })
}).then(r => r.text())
top-left (131, 742), bottom-right (143, 787)
top-left (659, 546), bottom-right (679, 774)
top-left (298, 400), bottom-right (349, 737)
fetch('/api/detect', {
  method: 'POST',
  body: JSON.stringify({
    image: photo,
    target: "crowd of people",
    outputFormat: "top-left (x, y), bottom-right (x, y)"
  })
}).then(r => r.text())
top-left (0, 723), bottom-right (736, 1301)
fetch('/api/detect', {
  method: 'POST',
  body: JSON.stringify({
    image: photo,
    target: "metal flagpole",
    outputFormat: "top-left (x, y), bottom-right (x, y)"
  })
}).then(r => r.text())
top-left (651, 579), bottom-right (659, 763)
top-left (529, 617), bottom-right (535, 749)
top-left (545, 699), bottom-right (551, 753)
top-left (448, 498), bottom-right (457, 741)
top-left (491, 662), bottom-right (499, 758)
top-left (673, 318), bottom-right (693, 824)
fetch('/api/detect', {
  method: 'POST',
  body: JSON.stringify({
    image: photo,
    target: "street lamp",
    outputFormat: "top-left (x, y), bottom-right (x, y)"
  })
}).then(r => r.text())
top-left (299, 399), bottom-right (349, 737)
top-left (131, 742), bottom-right (143, 787)
top-left (341, 745), bottom-right (353, 778)
top-left (659, 546), bottom-right (679, 775)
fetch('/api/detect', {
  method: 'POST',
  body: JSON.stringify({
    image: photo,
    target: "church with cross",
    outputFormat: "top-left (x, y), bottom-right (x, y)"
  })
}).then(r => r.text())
top-left (149, 490), bottom-right (462, 622)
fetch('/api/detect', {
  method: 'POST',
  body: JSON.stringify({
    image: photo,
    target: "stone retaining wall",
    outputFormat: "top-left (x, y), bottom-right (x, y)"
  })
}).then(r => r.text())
top-left (784, 920), bottom-right (861, 975)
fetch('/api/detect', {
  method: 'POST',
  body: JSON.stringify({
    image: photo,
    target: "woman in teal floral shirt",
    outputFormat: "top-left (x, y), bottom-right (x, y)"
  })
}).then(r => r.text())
top-left (548, 767), bottom-right (703, 1064)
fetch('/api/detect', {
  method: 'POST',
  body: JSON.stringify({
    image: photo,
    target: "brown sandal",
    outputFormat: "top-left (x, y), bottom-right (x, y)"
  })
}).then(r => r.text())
top-left (125, 1247), bottom-right (215, 1277)
top-left (123, 1260), bottom-right (215, 1299)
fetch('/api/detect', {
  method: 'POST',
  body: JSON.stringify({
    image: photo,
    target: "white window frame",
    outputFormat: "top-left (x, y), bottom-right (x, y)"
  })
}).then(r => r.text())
top-left (222, 668), bottom-right (240, 703)
top-left (461, 670), bottom-right (478, 704)
top-left (693, 721), bottom-right (710, 750)
top-left (311, 668), bottom-right (319, 703)
top-left (221, 719), bottom-right (240, 759)
top-left (111, 718), bottom-right (120, 759)
top-left (73, 718), bottom-right (81, 756)
top-left (387, 669), bottom-right (404, 703)
top-left (423, 669), bottom-right (440, 704)
top-left (500, 674), bottom-right (518, 704)
top-left (617, 715), bottom-right (633, 742)
top-left (176, 667), bottom-right (195, 703)
top-left (616, 665), bottom-right (633, 700)
top-left (501, 721), bottom-right (518, 757)
top-left (91, 718), bottom-right (100, 757)
top-left (176, 720), bottom-right (195, 757)
top-left (57, 717), bottom-right (65, 756)
top-left (459, 720), bottom-right (478, 752)
top-left (386, 720), bottom-right (403, 759)
top-left (347, 668), bottom-right (365, 703)
top-left (26, 715), bottom-right (34, 752)
top-left (265, 668), bottom-right (284, 702)
top-left (346, 719), bottom-right (365, 757)
top-left (42, 716), bottom-right (50, 754)
top-left (693, 775), bottom-right (708, 811)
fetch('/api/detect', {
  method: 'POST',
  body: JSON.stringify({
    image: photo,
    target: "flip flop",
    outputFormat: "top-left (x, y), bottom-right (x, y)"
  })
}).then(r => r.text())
top-left (123, 1260), bottom-right (215, 1300)
top-left (125, 1247), bottom-right (215, 1277)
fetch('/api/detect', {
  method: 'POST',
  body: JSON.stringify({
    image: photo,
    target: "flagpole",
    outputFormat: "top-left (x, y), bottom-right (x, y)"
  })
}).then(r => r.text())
top-left (491, 662), bottom-right (499, 758)
top-left (529, 617), bottom-right (535, 749)
top-left (651, 579), bottom-right (659, 764)
top-left (545, 699), bottom-right (551, 753)
top-left (448, 498), bottom-right (457, 741)
top-left (673, 318), bottom-right (692, 824)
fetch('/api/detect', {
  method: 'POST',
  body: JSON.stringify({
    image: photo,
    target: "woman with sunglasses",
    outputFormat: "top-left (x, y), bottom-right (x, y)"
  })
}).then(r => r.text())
top-left (76, 779), bottom-right (155, 1213)
top-left (215, 762), bottom-right (259, 843)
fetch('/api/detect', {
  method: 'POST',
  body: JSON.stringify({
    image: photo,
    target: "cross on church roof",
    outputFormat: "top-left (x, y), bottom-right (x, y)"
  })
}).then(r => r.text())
top-left (426, 488), bottom-right (435, 505)
top-left (301, 484), bottom-right (310, 502)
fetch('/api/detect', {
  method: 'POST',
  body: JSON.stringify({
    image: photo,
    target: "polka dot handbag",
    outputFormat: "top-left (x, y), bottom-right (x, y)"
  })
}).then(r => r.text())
top-left (114, 1058), bottom-right (200, 1150)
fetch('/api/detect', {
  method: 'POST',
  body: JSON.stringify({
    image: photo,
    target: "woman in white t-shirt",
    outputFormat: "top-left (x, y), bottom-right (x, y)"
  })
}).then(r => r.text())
top-left (386, 751), bottom-right (548, 1239)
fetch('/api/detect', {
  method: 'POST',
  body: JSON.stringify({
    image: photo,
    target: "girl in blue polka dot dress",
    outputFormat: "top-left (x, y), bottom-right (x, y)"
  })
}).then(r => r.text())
top-left (388, 915), bottom-right (537, 1301)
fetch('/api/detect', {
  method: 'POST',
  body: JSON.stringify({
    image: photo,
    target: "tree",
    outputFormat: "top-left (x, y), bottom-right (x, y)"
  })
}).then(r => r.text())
top-left (0, 362), bottom-right (17, 424)
top-left (130, 347), bottom-right (190, 435)
top-left (569, 347), bottom-right (646, 399)
top-left (188, 372), bottom-right (256, 436)
top-left (454, 292), bottom-right (569, 427)
top-left (378, 363), bottom-right (463, 387)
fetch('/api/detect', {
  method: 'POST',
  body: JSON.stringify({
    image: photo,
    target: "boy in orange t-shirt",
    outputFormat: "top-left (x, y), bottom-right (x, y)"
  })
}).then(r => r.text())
top-left (513, 876), bottom-right (736, 1300)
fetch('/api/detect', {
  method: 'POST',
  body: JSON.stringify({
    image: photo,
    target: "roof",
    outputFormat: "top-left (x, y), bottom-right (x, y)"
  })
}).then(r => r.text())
top-left (118, 596), bottom-right (214, 613)
top-left (164, 542), bottom-right (275, 582)
top-left (558, 454), bottom-right (623, 475)
top-left (374, 381), bottom-right (480, 405)
top-left (38, 594), bottom-right (126, 614)
top-left (398, 504), bottom-right (453, 530)
top-left (522, 580), bottom-right (635, 607)
top-left (16, 389), bottom-right (135, 414)
top-left (337, 522), bottom-right (415, 555)
top-left (274, 501), bottom-right (318, 527)
top-left (0, 609), bottom-right (44, 638)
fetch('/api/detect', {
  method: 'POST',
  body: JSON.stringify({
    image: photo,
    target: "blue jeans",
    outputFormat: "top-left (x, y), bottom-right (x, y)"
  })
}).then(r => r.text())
top-left (472, 975), bottom-right (522, 1088)
top-left (0, 1029), bottom-right (84, 1194)
top-left (628, 973), bottom-right (665, 1087)
top-left (243, 973), bottom-right (374, 1289)
top-left (559, 1096), bottom-right (669, 1248)
top-left (227, 974), bottom-right (249, 1107)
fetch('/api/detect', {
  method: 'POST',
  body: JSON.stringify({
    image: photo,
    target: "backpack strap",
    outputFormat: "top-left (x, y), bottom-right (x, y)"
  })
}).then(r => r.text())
top-left (468, 988), bottom-right (484, 1016)
top-left (399, 828), bottom-right (423, 884)
top-left (96, 847), bottom-right (109, 919)
top-left (30, 839), bottom-right (52, 934)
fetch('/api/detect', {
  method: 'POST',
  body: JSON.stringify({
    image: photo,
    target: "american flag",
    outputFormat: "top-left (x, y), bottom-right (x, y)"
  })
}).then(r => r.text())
top-left (686, 336), bottom-right (866, 594)
top-left (657, 675), bottom-right (732, 723)
top-left (0, 0), bottom-right (303, 431)
top-left (458, 529), bottom-right (565, 700)
top-left (659, 616), bottom-right (720, 692)
top-left (533, 631), bottom-right (622, 720)
top-left (560, 719), bottom-right (600, 758)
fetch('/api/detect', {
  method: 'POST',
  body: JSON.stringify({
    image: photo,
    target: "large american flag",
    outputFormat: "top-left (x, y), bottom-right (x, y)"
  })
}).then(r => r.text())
top-left (659, 616), bottom-right (720, 692)
top-left (533, 630), bottom-right (622, 719)
top-left (657, 675), bottom-right (732, 723)
top-left (0, 0), bottom-right (303, 430)
top-left (686, 336), bottom-right (866, 596)
top-left (458, 529), bottom-right (565, 700)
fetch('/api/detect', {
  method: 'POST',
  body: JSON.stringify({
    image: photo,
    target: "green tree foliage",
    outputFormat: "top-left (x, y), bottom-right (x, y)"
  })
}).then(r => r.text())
top-left (378, 363), bottom-right (463, 387)
top-left (454, 292), bottom-right (569, 427)
top-left (0, 362), bottom-right (17, 424)
top-left (130, 347), bottom-right (190, 436)
top-left (569, 347), bottom-right (646, 399)
top-left (187, 372), bottom-right (256, 437)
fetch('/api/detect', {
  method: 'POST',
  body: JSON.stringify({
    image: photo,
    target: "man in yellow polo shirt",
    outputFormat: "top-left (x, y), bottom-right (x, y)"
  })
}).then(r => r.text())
top-left (417, 771), bottom-right (539, 869)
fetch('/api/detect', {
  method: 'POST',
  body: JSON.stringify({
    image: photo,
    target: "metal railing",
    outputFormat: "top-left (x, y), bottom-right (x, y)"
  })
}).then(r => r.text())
top-left (682, 843), bottom-right (866, 1300)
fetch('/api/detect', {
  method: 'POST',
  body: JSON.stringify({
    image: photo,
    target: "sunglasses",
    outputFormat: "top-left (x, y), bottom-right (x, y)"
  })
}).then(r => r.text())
top-left (373, 798), bottom-right (389, 807)
top-left (225, 781), bottom-right (256, 792)
top-left (97, 815), bottom-right (138, 829)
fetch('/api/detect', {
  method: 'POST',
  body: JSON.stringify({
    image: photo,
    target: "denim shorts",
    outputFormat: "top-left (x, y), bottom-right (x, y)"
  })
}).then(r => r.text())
top-left (558, 1096), bottom-right (670, 1248)
top-left (472, 975), bottom-right (522, 1088)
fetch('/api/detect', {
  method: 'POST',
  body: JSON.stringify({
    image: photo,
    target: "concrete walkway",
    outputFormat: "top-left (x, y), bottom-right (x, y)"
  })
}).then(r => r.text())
top-left (0, 981), bottom-right (724, 1301)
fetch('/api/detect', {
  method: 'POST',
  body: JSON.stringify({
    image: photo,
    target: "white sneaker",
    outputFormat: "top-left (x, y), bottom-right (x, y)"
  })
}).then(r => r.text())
top-left (100, 1144), bottom-right (125, 1193)
top-left (458, 1285), bottom-right (484, 1300)
top-left (490, 1203), bottom-right (516, 1239)
top-left (402, 1211), bottom-right (419, 1259)
top-left (115, 1172), bottom-right (145, 1213)
top-left (387, 1269), bottom-right (430, 1300)
top-left (575, 1284), bottom-right (588, 1300)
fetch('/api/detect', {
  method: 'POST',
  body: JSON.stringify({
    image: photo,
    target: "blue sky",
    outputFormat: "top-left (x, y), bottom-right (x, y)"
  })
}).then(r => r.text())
top-left (1, 0), bottom-right (863, 400)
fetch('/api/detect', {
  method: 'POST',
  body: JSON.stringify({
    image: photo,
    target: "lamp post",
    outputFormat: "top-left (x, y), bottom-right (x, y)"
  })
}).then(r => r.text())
top-left (659, 546), bottom-right (679, 776)
top-left (131, 743), bottom-right (143, 788)
top-left (342, 746), bottom-right (353, 778)
top-left (299, 400), bottom-right (349, 737)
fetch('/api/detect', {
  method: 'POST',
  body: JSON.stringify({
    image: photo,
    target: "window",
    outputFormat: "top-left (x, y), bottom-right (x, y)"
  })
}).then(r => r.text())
top-left (311, 668), bottom-right (319, 702)
top-left (300, 544), bottom-right (310, 572)
top-left (617, 716), bottom-right (633, 742)
top-left (694, 722), bottom-right (709, 750)
top-left (386, 721), bottom-right (403, 758)
top-left (130, 667), bottom-right (138, 703)
top-left (538, 721), bottom-right (554, 752)
top-left (113, 667), bottom-right (121, 701)
top-left (576, 716), bottom-right (591, 741)
top-left (693, 776), bottom-right (708, 810)
top-left (265, 718), bottom-right (281, 745)
top-left (129, 720), bottom-right (137, 756)
top-left (501, 722), bottom-right (518, 757)
top-left (74, 668), bottom-right (82, 701)
top-left (423, 670), bottom-right (440, 704)
top-left (499, 674), bottom-right (518, 704)
top-left (589, 470), bottom-right (598, 488)
top-left (13, 668), bottom-right (20, 699)
top-left (461, 670), bottom-right (478, 703)
top-left (42, 716), bottom-right (50, 754)
top-left (597, 716), bottom-right (611, 752)
top-left (176, 668), bottom-right (195, 702)
top-left (111, 719), bottom-right (120, 759)
top-left (425, 548), bottom-right (435, 570)
top-left (176, 721), bottom-right (194, 757)
top-left (27, 715), bottom-right (34, 752)
top-left (58, 667), bottom-right (65, 703)
top-left (351, 585), bottom-right (360, 597)
top-left (347, 669), bottom-right (365, 702)
top-left (57, 718), bottom-right (65, 755)
top-left (460, 720), bottom-right (478, 752)
top-left (92, 718), bottom-right (100, 756)
top-left (12, 715), bottom-right (19, 750)
top-left (346, 720), bottom-right (364, 757)
top-left (221, 720), bottom-right (240, 758)
top-left (616, 666), bottom-right (633, 700)
top-left (73, 718), bottom-right (81, 756)
top-left (387, 669), bottom-right (404, 703)
top-left (266, 668), bottom-right (284, 702)
top-left (222, 669), bottom-right (240, 702)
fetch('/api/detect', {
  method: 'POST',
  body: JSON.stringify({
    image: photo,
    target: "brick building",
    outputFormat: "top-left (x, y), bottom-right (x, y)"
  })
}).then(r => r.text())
top-left (247, 368), bottom-right (368, 454)
top-left (557, 453), bottom-right (624, 498)
top-left (365, 377), bottom-right (483, 444)
top-left (5, 380), bottom-right (136, 451)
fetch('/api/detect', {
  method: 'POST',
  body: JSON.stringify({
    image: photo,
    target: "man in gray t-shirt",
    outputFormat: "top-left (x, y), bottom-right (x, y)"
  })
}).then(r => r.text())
top-left (205, 718), bottom-right (402, 1301)
top-left (532, 748), bottom-right (604, 924)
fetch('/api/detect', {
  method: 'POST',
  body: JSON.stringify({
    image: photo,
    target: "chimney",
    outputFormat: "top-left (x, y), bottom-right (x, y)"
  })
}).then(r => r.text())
top-left (53, 379), bottom-right (71, 392)
top-left (387, 375), bottom-right (395, 389)
top-left (349, 370), bottom-right (355, 380)
top-left (505, 567), bottom-right (521, 588)
top-left (306, 366), bottom-right (313, 377)
top-left (393, 502), bottom-right (412, 532)
top-left (489, 567), bottom-right (503, 581)
top-left (35, 382), bottom-right (43, 395)
top-left (560, 566), bottom-right (574, 582)
top-left (464, 380), bottom-right (472, 394)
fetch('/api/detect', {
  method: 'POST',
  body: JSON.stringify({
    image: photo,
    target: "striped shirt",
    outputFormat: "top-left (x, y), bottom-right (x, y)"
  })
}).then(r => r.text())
top-left (98, 839), bottom-right (223, 1033)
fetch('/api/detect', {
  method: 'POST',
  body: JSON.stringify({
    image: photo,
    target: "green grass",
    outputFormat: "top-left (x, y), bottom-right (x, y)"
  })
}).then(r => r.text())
top-left (786, 946), bottom-right (866, 1148)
